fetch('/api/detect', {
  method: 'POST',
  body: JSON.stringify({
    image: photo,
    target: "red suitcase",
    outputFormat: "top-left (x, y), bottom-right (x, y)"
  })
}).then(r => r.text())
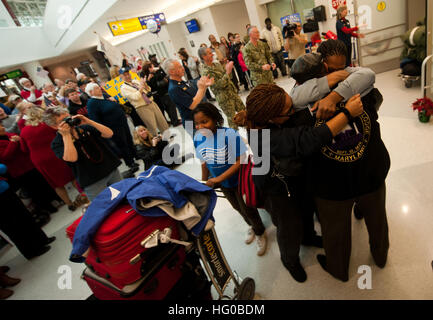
top-left (66, 203), bottom-right (186, 300)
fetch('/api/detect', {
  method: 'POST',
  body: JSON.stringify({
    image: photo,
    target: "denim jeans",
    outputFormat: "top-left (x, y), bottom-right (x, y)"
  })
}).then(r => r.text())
top-left (83, 168), bottom-right (122, 201)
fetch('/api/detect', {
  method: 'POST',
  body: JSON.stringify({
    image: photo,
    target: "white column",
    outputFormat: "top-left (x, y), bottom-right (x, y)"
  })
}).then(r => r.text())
top-left (244, 0), bottom-right (269, 31)
top-left (22, 61), bottom-right (53, 89)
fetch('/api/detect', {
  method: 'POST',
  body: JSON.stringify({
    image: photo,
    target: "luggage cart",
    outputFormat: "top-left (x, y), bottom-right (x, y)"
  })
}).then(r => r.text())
top-left (196, 227), bottom-right (255, 300)
top-left (195, 183), bottom-right (256, 300)
top-left (142, 184), bottom-right (256, 300)
top-left (69, 186), bottom-right (256, 300)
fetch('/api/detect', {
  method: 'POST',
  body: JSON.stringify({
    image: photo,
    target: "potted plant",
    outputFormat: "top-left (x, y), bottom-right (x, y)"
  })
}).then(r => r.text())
top-left (411, 97), bottom-right (433, 123)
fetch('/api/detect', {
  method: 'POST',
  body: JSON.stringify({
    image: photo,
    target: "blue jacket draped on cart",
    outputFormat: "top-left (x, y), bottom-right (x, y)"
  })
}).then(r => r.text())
top-left (70, 165), bottom-right (217, 263)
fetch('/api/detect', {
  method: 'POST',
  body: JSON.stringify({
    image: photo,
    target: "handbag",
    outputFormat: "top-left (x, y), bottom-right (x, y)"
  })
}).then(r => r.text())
top-left (238, 154), bottom-right (264, 209)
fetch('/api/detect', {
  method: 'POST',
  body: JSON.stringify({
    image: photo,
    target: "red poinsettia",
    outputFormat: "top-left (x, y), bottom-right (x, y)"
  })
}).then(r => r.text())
top-left (412, 97), bottom-right (433, 116)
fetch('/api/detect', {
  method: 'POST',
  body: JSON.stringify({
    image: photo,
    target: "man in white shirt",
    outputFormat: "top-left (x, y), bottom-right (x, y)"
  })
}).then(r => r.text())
top-left (261, 18), bottom-right (287, 78)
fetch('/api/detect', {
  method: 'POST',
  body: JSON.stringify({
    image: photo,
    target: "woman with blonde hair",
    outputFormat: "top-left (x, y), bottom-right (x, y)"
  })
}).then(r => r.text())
top-left (109, 66), bottom-right (120, 79)
top-left (19, 105), bottom-right (88, 211)
top-left (133, 125), bottom-right (188, 170)
top-left (336, 5), bottom-right (365, 67)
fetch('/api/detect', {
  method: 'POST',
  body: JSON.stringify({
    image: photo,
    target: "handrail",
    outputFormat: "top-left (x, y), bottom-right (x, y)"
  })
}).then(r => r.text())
top-left (421, 55), bottom-right (433, 97)
top-left (361, 34), bottom-right (403, 47)
top-left (363, 23), bottom-right (406, 35)
top-left (360, 45), bottom-right (405, 58)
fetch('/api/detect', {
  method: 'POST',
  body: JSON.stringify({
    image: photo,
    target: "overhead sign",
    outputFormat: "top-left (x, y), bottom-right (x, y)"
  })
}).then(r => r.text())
top-left (280, 13), bottom-right (302, 26)
top-left (0, 69), bottom-right (23, 81)
top-left (108, 13), bottom-right (166, 37)
top-left (139, 13), bottom-right (166, 28)
top-left (108, 17), bottom-right (143, 36)
top-left (103, 72), bottom-right (140, 104)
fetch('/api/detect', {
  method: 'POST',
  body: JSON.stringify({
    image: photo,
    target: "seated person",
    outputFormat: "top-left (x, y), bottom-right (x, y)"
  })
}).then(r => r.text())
top-left (133, 126), bottom-right (191, 170)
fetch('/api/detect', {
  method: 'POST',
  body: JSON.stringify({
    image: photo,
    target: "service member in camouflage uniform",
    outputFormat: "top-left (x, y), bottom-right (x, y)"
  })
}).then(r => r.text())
top-left (242, 26), bottom-right (276, 86)
top-left (198, 47), bottom-right (245, 129)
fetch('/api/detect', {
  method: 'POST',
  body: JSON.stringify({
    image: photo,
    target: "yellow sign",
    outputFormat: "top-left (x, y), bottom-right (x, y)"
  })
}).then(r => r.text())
top-left (377, 1), bottom-right (386, 12)
top-left (108, 18), bottom-right (143, 36)
top-left (103, 72), bottom-right (140, 104)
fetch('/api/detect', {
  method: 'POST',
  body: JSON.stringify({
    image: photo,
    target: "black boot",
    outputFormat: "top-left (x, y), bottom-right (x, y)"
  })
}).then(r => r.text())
top-left (282, 259), bottom-right (307, 283)
top-left (25, 246), bottom-right (51, 260)
top-left (316, 254), bottom-right (348, 282)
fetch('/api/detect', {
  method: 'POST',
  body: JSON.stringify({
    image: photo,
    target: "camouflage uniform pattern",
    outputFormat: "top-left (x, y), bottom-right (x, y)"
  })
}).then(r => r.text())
top-left (242, 40), bottom-right (275, 86)
top-left (200, 62), bottom-right (245, 129)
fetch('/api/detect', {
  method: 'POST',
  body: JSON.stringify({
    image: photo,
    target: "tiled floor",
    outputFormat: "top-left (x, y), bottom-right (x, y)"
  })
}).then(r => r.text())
top-left (1, 69), bottom-right (433, 300)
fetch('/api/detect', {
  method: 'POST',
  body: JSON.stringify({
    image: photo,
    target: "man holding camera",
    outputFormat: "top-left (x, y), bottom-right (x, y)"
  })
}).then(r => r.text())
top-left (261, 18), bottom-right (287, 78)
top-left (45, 108), bottom-right (122, 201)
top-left (284, 22), bottom-right (308, 69)
top-left (119, 67), bottom-right (169, 137)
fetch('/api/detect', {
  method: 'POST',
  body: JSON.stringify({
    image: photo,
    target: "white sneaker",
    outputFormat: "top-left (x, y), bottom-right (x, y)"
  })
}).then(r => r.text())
top-left (245, 227), bottom-right (255, 244)
top-left (256, 233), bottom-right (267, 256)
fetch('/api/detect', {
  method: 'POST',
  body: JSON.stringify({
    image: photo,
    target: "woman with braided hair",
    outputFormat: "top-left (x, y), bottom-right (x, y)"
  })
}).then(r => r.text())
top-left (234, 83), bottom-right (364, 282)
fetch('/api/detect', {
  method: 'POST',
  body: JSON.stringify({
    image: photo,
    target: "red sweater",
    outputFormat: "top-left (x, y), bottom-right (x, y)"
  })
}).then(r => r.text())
top-left (341, 23), bottom-right (360, 38)
top-left (21, 89), bottom-right (43, 105)
top-left (0, 134), bottom-right (34, 178)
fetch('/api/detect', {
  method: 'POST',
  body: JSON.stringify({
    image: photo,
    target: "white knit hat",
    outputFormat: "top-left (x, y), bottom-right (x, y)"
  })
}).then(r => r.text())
top-left (8, 94), bottom-right (21, 102)
top-left (19, 77), bottom-right (30, 86)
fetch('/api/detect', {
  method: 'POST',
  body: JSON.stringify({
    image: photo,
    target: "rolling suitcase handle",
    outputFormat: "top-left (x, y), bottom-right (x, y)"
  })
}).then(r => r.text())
top-left (130, 228), bottom-right (192, 265)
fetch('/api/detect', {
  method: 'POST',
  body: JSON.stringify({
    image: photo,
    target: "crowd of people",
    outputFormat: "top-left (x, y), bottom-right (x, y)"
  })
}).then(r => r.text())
top-left (0, 8), bottom-right (389, 298)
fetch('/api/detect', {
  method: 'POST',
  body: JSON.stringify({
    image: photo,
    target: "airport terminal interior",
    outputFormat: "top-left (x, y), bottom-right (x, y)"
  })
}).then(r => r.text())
top-left (0, 0), bottom-right (432, 300)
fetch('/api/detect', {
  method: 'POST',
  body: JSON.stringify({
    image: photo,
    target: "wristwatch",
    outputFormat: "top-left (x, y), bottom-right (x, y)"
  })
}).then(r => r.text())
top-left (340, 108), bottom-right (355, 122)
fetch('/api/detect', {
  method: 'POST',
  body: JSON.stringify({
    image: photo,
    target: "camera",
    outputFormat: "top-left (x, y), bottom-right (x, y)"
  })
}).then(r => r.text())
top-left (63, 116), bottom-right (81, 127)
top-left (146, 91), bottom-right (158, 98)
top-left (283, 23), bottom-right (297, 38)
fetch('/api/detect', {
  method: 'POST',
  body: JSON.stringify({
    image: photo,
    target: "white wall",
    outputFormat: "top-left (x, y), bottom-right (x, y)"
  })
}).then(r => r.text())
top-left (179, 8), bottom-right (219, 54)
top-left (115, 26), bottom-right (177, 61)
top-left (244, 0), bottom-right (268, 31)
top-left (166, 22), bottom-right (191, 56)
top-left (0, 27), bottom-right (55, 68)
top-left (211, 1), bottom-right (250, 41)
top-left (51, 0), bottom-right (118, 53)
top-left (43, 0), bottom-right (88, 47)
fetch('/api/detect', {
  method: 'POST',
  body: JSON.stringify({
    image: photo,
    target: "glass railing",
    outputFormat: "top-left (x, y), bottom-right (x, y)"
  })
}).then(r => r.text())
top-left (4, 0), bottom-right (47, 27)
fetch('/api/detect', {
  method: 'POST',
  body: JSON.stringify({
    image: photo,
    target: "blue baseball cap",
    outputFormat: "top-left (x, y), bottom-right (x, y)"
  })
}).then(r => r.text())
top-left (118, 67), bottom-right (130, 75)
